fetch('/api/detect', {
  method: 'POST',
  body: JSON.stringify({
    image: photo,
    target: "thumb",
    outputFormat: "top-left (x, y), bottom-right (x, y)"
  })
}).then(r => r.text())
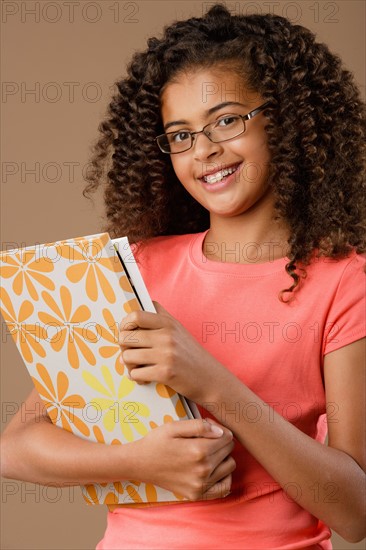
top-left (169, 419), bottom-right (225, 439)
top-left (153, 301), bottom-right (172, 317)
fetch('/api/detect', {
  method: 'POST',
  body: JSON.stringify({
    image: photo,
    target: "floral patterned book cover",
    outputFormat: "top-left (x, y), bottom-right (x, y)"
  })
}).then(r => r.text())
top-left (0, 232), bottom-right (198, 505)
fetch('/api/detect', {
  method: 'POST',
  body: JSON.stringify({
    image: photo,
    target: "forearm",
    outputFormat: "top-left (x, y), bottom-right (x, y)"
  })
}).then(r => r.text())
top-left (202, 375), bottom-right (365, 542)
top-left (1, 413), bottom-right (236, 503)
top-left (1, 416), bottom-right (140, 486)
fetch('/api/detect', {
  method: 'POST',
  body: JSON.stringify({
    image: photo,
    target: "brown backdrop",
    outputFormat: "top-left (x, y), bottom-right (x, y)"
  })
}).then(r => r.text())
top-left (1, 1), bottom-right (365, 548)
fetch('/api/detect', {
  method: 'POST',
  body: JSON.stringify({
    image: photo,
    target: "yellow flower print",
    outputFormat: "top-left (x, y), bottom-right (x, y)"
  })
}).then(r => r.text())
top-left (60, 233), bottom-right (124, 303)
top-left (82, 365), bottom-right (150, 442)
top-left (38, 286), bottom-right (97, 369)
top-left (0, 287), bottom-right (46, 362)
top-left (31, 363), bottom-right (90, 436)
top-left (0, 248), bottom-right (55, 301)
top-left (95, 308), bottom-right (123, 375)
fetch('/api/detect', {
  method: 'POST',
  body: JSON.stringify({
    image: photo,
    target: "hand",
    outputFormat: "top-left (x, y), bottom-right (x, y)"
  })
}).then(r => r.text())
top-left (119, 302), bottom-right (232, 404)
top-left (134, 418), bottom-right (235, 501)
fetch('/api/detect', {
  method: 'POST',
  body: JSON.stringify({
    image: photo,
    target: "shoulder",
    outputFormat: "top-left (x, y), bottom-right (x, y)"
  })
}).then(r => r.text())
top-left (302, 250), bottom-right (366, 314)
top-left (308, 252), bottom-right (366, 354)
top-left (305, 250), bottom-right (366, 286)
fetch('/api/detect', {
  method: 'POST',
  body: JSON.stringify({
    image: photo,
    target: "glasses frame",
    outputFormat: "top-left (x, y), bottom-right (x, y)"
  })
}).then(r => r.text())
top-left (156, 101), bottom-right (270, 154)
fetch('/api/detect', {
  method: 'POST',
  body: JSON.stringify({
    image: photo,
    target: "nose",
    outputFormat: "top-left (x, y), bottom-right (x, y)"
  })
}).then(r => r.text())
top-left (192, 131), bottom-right (222, 161)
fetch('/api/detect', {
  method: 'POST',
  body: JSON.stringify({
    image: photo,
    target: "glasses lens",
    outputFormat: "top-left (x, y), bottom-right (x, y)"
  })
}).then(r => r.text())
top-left (209, 116), bottom-right (245, 142)
top-left (164, 131), bottom-right (192, 153)
top-left (157, 135), bottom-right (171, 153)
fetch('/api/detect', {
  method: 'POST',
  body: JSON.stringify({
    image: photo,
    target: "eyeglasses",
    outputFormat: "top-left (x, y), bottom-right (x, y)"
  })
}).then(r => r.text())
top-left (156, 102), bottom-right (270, 154)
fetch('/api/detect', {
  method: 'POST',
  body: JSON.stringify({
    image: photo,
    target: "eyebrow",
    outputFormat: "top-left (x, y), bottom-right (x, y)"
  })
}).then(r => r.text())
top-left (163, 101), bottom-right (248, 131)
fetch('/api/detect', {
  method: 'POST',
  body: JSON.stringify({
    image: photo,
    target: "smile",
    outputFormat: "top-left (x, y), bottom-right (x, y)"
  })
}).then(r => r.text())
top-left (201, 163), bottom-right (241, 184)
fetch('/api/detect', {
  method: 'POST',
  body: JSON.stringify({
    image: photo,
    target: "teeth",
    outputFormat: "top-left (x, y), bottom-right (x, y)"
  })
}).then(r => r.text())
top-left (203, 165), bottom-right (238, 184)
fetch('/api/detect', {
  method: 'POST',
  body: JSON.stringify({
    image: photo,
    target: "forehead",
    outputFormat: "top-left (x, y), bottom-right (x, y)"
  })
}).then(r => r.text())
top-left (160, 67), bottom-right (261, 121)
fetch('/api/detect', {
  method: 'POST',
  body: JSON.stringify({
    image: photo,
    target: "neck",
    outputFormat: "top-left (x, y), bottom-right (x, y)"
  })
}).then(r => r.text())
top-left (204, 208), bottom-right (290, 265)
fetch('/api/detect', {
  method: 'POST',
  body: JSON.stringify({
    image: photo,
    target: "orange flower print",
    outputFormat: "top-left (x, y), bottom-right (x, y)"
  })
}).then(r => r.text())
top-left (0, 287), bottom-right (46, 362)
top-left (126, 485), bottom-right (144, 503)
top-left (156, 383), bottom-right (187, 419)
top-left (95, 308), bottom-right (123, 375)
top-left (0, 248), bottom-right (55, 301)
top-left (31, 363), bottom-right (90, 436)
top-left (60, 234), bottom-right (124, 303)
top-left (119, 274), bottom-right (134, 294)
top-left (82, 480), bottom-right (125, 505)
top-left (120, 274), bottom-right (141, 313)
top-left (38, 286), bottom-right (97, 369)
top-left (82, 485), bottom-right (102, 505)
top-left (83, 427), bottom-right (126, 505)
top-left (123, 298), bottom-right (140, 314)
top-left (92, 425), bottom-right (121, 446)
top-left (156, 384), bottom-right (176, 398)
top-left (83, 420), bottom-right (182, 505)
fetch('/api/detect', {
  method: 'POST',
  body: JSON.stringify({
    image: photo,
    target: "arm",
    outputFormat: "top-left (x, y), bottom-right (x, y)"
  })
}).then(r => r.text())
top-left (121, 305), bottom-right (365, 541)
top-left (1, 387), bottom-right (136, 486)
top-left (203, 338), bottom-right (366, 542)
top-left (0, 387), bottom-right (235, 500)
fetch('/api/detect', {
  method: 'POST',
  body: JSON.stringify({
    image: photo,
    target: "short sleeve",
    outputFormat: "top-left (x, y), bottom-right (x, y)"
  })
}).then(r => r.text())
top-left (323, 254), bottom-right (366, 355)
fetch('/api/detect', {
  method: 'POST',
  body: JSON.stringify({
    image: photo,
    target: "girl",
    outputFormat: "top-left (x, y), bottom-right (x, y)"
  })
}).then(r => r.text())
top-left (1, 4), bottom-right (365, 549)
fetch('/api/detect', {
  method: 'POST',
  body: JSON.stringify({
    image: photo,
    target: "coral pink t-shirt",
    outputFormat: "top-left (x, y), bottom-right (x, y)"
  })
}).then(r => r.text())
top-left (96, 230), bottom-right (366, 550)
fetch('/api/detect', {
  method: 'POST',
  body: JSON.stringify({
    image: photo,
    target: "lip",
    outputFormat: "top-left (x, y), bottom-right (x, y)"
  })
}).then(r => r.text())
top-left (198, 162), bottom-right (242, 192)
top-left (199, 162), bottom-right (242, 179)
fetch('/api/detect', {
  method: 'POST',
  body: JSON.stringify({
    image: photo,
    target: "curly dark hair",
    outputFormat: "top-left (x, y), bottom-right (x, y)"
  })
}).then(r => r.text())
top-left (84, 3), bottom-right (366, 299)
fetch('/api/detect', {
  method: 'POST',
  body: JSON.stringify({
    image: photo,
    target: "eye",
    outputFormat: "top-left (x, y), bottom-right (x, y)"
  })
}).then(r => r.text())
top-left (168, 131), bottom-right (191, 144)
top-left (216, 115), bottom-right (239, 128)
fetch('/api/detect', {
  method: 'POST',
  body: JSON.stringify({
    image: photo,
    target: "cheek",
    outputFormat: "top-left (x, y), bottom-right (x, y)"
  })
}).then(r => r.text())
top-left (244, 162), bottom-right (270, 186)
top-left (243, 141), bottom-right (271, 174)
top-left (171, 157), bottom-right (189, 181)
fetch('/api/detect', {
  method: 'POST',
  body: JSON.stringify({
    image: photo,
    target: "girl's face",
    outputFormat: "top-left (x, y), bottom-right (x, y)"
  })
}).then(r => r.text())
top-left (160, 67), bottom-right (273, 221)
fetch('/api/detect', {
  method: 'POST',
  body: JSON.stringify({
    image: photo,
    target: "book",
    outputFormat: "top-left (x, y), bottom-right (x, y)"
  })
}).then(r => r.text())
top-left (0, 232), bottom-right (200, 505)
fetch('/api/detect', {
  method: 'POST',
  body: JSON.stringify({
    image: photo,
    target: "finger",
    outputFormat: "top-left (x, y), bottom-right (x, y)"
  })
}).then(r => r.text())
top-left (120, 310), bottom-right (164, 331)
top-left (203, 473), bottom-right (232, 500)
top-left (153, 301), bottom-right (173, 317)
top-left (120, 350), bottom-right (154, 385)
top-left (202, 418), bottom-right (234, 441)
top-left (205, 418), bottom-right (224, 429)
top-left (127, 364), bottom-right (157, 383)
top-left (209, 454), bottom-right (236, 483)
top-left (118, 329), bottom-right (156, 349)
top-left (207, 439), bottom-right (235, 466)
top-left (197, 433), bottom-right (235, 461)
top-left (121, 347), bottom-right (144, 366)
top-left (168, 419), bottom-right (233, 440)
top-left (119, 328), bottom-right (146, 348)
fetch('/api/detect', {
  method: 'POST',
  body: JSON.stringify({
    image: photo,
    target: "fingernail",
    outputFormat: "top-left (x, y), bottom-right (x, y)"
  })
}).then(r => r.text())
top-left (210, 425), bottom-right (224, 436)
